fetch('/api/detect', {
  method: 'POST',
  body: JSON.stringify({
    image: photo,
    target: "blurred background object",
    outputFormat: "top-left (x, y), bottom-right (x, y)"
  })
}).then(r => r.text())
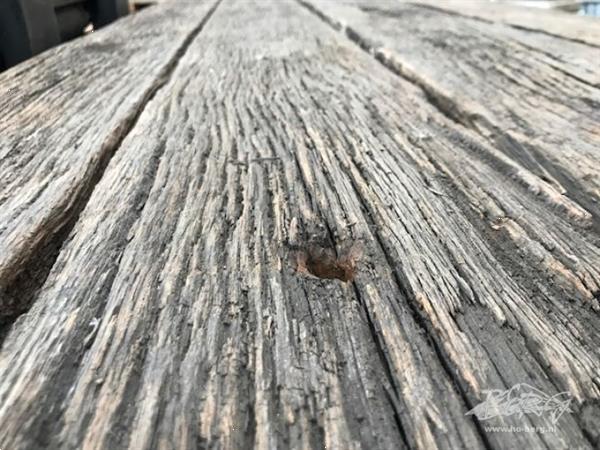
top-left (578, 1), bottom-right (600, 15)
top-left (0, 0), bottom-right (130, 71)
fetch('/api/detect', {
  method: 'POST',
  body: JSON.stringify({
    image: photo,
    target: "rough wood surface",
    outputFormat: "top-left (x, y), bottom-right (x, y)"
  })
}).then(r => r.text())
top-left (411, 0), bottom-right (600, 87)
top-left (0, 0), bottom-right (219, 322)
top-left (410, 0), bottom-right (600, 47)
top-left (303, 0), bottom-right (600, 287)
top-left (0, 0), bottom-right (599, 449)
top-left (304, 0), bottom-right (600, 219)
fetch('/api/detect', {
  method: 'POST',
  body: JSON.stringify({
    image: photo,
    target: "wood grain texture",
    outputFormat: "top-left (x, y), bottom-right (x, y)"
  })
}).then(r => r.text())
top-left (409, 0), bottom-right (600, 47)
top-left (302, 0), bottom-right (600, 291)
top-left (412, 0), bottom-right (600, 87)
top-left (0, 0), bottom-right (599, 449)
top-left (303, 0), bottom-right (600, 220)
top-left (0, 0), bottom-right (218, 321)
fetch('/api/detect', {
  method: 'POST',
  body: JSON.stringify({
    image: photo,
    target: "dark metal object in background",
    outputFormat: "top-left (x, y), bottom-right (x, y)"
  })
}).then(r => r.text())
top-left (0, 0), bottom-right (61, 69)
top-left (0, 0), bottom-right (129, 71)
top-left (56, 3), bottom-right (91, 41)
top-left (91, 0), bottom-right (129, 27)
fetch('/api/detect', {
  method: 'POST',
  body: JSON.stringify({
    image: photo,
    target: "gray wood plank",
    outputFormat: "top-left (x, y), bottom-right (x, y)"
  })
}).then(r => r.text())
top-left (409, 0), bottom-right (600, 47)
top-left (302, 0), bottom-right (600, 226)
top-left (0, 0), bottom-right (219, 323)
top-left (0, 1), bottom-right (480, 448)
top-left (411, 0), bottom-right (600, 87)
top-left (1, 0), bottom-right (599, 449)
top-left (302, 0), bottom-right (600, 291)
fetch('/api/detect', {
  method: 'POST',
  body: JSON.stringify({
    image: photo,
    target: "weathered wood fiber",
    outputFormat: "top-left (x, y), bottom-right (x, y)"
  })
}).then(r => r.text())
top-left (412, 1), bottom-right (600, 87)
top-left (0, 0), bottom-right (219, 322)
top-left (303, 0), bottom-right (600, 224)
top-left (410, 0), bottom-right (600, 47)
top-left (303, 0), bottom-right (600, 269)
top-left (1, 0), bottom-right (599, 449)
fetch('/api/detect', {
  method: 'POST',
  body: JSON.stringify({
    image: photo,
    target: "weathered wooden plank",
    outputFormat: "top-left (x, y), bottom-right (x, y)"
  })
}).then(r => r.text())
top-left (330, 0), bottom-right (600, 88)
top-left (302, 1), bottom-right (600, 222)
top-left (0, 1), bottom-right (483, 448)
top-left (411, 1), bottom-right (600, 87)
top-left (410, 0), bottom-right (600, 47)
top-left (0, 0), bottom-right (219, 322)
top-left (1, 0), bottom-right (599, 449)
top-left (303, 0), bottom-right (600, 294)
